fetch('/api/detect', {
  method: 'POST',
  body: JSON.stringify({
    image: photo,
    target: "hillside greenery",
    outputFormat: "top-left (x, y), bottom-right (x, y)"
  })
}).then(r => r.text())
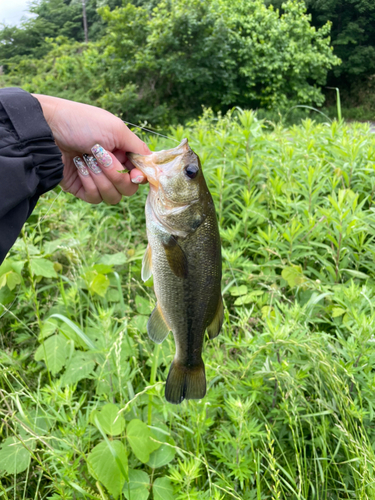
top-left (1, 111), bottom-right (375, 498)
top-left (0, 0), bottom-right (340, 125)
top-left (2, 0), bottom-right (375, 121)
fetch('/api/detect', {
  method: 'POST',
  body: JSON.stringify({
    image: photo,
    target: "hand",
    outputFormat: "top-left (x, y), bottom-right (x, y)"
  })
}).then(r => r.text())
top-left (33, 94), bottom-right (150, 204)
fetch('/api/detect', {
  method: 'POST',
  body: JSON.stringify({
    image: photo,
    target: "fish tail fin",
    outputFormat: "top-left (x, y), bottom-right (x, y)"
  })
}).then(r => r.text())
top-left (165, 359), bottom-right (206, 404)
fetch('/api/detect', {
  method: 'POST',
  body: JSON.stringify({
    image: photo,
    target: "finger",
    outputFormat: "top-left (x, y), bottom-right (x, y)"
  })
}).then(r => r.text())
top-left (114, 150), bottom-right (149, 184)
top-left (114, 120), bottom-right (152, 156)
top-left (73, 157), bottom-right (103, 204)
top-left (112, 149), bottom-right (127, 163)
top-left (129, 168), bottom-right (148, 185)
top-left (82, 154), bottom-right (123, 204)
top-left (91, 145), bottom-right (143, 196)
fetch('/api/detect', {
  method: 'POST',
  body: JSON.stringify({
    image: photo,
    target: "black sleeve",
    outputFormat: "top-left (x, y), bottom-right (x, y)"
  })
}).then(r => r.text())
top-left (0, 88), bottom-right (64, 264)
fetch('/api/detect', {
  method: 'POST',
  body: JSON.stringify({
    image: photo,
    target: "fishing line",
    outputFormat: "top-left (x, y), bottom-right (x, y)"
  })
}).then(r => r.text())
top-left (122, 120), bottom-right (179, 143)
top-left (40, 187), bottom-right (64, 221)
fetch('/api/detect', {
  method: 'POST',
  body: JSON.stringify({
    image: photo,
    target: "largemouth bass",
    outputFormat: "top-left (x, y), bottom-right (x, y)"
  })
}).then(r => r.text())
top-left (128, 139), bottom-right (223, 404)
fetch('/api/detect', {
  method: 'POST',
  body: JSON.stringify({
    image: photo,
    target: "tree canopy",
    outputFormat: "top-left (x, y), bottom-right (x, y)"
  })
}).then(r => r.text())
top-left (1, 0), bottom-right (342, 125)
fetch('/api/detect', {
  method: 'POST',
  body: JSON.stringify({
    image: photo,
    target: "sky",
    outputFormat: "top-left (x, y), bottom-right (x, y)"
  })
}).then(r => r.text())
top-left (0, 0), bottom-right (35, 26)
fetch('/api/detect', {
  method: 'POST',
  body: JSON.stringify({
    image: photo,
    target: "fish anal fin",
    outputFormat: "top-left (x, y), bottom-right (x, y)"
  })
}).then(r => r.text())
top-left (147, 305), bottom-right (170, 344)
top-left (162, 235), bottom-right (188, 279)
top-left (207, 295), bottom-right (224, 339)
top-left (165, 359), bottom-right (206, 404)
top-left (141, 244), bottom-right (152, 282)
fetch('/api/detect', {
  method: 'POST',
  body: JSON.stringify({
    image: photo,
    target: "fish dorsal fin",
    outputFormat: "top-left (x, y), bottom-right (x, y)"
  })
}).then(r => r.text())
top-left (207, 295), bottom-right (224, 339)
top-left (147, 304), bottom-right (170, 344)
top-left (141, 244), bottom-right (152, 282)
top-left (162, 235), bottom-right (188, 279)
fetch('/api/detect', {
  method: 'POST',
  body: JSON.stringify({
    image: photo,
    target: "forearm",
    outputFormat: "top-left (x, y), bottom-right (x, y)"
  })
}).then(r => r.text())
top-left (0, 88), bottom-right (64, 264)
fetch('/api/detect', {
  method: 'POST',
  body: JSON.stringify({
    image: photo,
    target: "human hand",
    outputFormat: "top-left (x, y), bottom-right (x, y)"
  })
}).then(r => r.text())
top-left (33, 94), bottom-right (150, 204)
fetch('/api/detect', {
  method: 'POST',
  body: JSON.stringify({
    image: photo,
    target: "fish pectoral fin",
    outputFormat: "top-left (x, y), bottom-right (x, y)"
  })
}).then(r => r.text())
top-left (162, 235), bottom-right (188, 279)
top-left (207, 295), bottom-right (224, 339)
top-left (165, 359), bottom-right (206, 404)
top-left (147, 304), bottom-right (170, 344)
top-left (141, 244), bottom-right (153, 282)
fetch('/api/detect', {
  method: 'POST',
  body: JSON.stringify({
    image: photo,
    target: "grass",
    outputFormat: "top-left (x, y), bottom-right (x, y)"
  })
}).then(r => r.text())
top-left (1, 108), bottom-right (375, 499)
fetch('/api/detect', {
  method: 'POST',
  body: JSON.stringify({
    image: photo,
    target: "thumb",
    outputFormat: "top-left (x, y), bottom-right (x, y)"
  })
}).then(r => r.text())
top-left (115, 120), bottom-right (151, 155)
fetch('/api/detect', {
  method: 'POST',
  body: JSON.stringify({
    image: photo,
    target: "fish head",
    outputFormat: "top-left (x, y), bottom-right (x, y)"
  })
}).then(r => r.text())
top-left (128, 139), bottom-right (210, 235)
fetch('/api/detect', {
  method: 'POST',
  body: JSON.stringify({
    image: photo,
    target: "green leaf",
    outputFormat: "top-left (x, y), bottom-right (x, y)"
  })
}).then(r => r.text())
top-left (124, 487), bottom-right (149, 500)
top-left (0, 274), bottom-right (7, 290)
top-left (135, 295), bottom-right (152, 315)
top-left (123, 469), bottom-right (150, 500)
top-left (0, 434), bottom-right (35, 475)
top-left (153, 477), bottom-right (175, 500)
top-left (229, 285), bottom-right (248, 296)
top-left (147, 425), bottom-right (176, 468)
top-left (61, 352), bottom-right (96, 385)
top-left (11, 260), bottom-right (25, 275)
top-left (332, 307), bottom-right (346, 318)
top-left (49, 314), bottom-right (96, 351)
top-left (89, 273), bottom-right (110, 296)
top-left (234, 291), bottom-right (263, 306)
top-left (30, 258), bottom-right (57, 278)
top-left (6, 271), bottom-right (21, 290)
top-left (38, 319), bottom-right (58, 340)
top-left (93, 264), bottom-right (113, 274)
top-left (281, 266), bottom-right (306, 288)
top-left (0, 286), bottom-right (15, 307)
top-left (108, 289), bottom-right (120, 302)
top-left (343, 269), bottom-right (369, 280)
top-left (261, 306), bottom-right (275, 319)
top-left (130, 315), bottom-right (148, 334)
top-left (59, 321), bottom-right (87, 348)
top-left (126, 419), bottom-right (160, 463)
top-left (99, 252), bottom-right (128, 266)
top-left (34, 334), bottom-right (69, 375)
top-left (18, 410), bottom-right (52, 436)
top-left (87, 440), bottom-right (127, 499)
top-left (90, 404), bottom-right (125, 436)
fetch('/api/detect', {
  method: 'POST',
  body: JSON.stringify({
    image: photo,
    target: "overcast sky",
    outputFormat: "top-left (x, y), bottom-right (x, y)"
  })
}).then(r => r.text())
top-left (0, 0), bottom-right (35, 26)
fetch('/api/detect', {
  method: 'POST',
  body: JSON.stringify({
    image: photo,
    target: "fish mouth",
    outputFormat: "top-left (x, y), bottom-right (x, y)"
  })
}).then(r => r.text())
top-left (128, 138), bottom-right (190, 187)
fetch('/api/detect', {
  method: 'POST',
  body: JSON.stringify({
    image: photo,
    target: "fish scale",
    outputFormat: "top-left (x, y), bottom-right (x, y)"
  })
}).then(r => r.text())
top-left (128, 139), bottom-right (223, 404)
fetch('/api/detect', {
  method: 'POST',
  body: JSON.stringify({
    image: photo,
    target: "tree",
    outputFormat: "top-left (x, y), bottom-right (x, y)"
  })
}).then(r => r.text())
top-left (306, 0), bottom-right (375, 85)
top-left (1, 0), bottom-right (340, 125)
top-left (97, 0), bottom-right (339, 119)
top-left (0, 0), bottom-right (122, 64)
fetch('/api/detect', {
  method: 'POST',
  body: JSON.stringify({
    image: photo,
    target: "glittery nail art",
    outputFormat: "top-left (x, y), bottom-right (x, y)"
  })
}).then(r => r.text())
top-left (91, 144), bottom-right (112, 168)
top-left (131, 175), bottom-right (144, 184)
top-left (73, 156), bottom-right (89, 176)
top-left (83, 154), bottom-right (102, 174)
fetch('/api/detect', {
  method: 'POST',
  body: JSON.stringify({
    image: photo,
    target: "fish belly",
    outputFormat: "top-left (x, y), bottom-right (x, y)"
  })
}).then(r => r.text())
top-left (146, 201), bottom-right (221, 403)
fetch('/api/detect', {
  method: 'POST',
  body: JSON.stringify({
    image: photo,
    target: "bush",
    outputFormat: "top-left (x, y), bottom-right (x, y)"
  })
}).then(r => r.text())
top-left (1, 0), bottom-right (340, 125)
top-left (1, 111), bottom-right (375, 498)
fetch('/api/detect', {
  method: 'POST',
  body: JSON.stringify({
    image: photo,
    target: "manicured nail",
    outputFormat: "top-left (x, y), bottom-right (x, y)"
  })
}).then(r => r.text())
top-left (91, 143), bottom-right (112, 168)
top-left (73, 157), bottom-right (89, 176)
top-left (131, 175), bottom-right (145, 184)
top-left (83, 154), bottom-right (102, 174)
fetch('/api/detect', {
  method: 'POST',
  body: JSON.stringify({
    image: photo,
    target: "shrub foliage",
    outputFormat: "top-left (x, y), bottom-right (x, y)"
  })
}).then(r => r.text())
top-left (1, 112), bottom-right (375, 498)
top-left (1, 0), bottom-right (339, 125)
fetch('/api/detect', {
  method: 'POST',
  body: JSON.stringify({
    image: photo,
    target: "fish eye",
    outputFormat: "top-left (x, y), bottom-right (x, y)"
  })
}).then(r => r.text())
top-left (184, 164), bottom-right (199, 179)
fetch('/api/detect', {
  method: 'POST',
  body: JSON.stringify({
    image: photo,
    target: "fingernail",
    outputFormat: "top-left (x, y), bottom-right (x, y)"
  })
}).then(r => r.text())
top-left (83, 154), bottom-right (102, 174)
top-left (73, 157), bottom-right (89, 176)
top-left (131, 175), bottom-right (145, 184)
top-left (91, 143), bottom-right (112, 168)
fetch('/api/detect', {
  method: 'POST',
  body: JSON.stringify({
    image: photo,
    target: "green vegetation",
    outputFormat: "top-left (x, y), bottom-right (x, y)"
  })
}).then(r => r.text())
top-left (0, 0), bottom-right (340, 125)
top-left (2, 0), bottom-right (375, 120)
top-left (1, 111), bottom-right (375, 498)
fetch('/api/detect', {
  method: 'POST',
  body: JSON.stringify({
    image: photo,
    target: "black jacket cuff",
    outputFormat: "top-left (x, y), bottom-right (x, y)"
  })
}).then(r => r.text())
top-left (0, 87), bottom-right (64, 263)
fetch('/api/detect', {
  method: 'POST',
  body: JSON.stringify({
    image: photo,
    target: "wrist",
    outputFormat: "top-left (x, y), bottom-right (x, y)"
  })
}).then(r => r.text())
top-left (32, 94), bottom-right (59, 131)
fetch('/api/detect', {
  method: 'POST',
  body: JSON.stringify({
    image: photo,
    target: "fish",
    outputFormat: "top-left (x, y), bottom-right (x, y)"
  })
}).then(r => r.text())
top-left (128, 138), bottom-right (223, 404)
